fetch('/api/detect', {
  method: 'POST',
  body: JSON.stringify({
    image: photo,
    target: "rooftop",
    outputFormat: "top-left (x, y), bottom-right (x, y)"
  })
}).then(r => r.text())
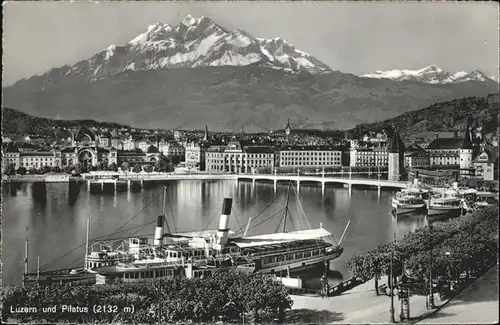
top-left (427, 138), bottom-right (464, 150)
top-left (280, 145), bottom-right (343, 151)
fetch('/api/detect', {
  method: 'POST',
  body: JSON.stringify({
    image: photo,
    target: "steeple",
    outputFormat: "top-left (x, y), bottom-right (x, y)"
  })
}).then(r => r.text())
top-left (285, 118), bottom-right (291, 136)
top-left (461, 118), bottom-right (473, 150)
top-left (204, 125), bottom-right (209, 141)
top-left (386, 129), bottom-right (405, 153)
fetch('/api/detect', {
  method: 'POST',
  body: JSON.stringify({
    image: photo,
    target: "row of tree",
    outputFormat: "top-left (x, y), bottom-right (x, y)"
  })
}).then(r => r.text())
top-left (3, 156), bottom-right (178, 176)
top-left (1, 272), bottom-right (292, 324)
top-left (346, 206), bottom-right (498, 295)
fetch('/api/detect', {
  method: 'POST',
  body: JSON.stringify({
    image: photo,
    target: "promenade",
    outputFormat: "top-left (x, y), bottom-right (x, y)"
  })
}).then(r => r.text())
top-left (287, 265), bottom-right (499, 324)
top-left (288, 278), bottom-right (445, 324)
top-left (417, 264), bottom-right (498, 324)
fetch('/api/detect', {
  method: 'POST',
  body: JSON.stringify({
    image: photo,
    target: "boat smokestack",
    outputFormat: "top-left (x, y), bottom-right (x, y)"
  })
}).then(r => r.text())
top-left (217, 198), bottom-right (233, 249)
top-left (154, 215), bottom-right (164, 246)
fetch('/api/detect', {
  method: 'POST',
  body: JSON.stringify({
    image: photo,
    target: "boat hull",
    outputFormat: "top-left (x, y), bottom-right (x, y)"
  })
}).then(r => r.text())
top-left (427, 206), bottom-right (463, 219)
top-left (391, 200), bottom-right (426, 214)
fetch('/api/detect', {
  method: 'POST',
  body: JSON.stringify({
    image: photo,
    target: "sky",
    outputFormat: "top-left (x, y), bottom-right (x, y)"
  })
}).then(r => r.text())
top-left (3, 1), bottom-right (499, 86)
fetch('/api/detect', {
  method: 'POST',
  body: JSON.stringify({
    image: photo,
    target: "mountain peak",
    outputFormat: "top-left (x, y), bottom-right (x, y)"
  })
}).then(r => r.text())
top-left (417, 65), bottom-right (442, 74)
top-left (43, 14), bottom-right (332, 82)
top-left (362, 66), bottom-right (495, 85)
top-left (181, 14), bottom-right (199, 26)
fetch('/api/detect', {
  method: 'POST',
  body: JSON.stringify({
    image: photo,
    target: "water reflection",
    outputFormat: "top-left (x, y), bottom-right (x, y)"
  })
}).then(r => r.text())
top-left (2, 180), bottom-right (427, 285)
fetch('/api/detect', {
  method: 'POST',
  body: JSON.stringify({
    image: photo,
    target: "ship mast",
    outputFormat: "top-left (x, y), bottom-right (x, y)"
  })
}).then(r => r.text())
top-left (282, 181), bottom-right (292, 233)
top-left (23, 238), bottom-right (29, 288)
top-left (85, 217), bottom-right (90, 270)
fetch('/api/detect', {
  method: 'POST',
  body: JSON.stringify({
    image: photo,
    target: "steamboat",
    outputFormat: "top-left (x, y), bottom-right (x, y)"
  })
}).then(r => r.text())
top-left (23, 183), bottom-right (349, 287)
top-left (391, 177), bottom-right (429, 215)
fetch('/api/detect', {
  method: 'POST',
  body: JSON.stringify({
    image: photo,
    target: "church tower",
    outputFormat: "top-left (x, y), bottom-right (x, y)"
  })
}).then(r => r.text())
top-left (204, 125), bottom-right (209, 142)
top-left (459, 118), bottom-right (473, 170)
top-left (285, 119), bottom-right (291, 137)
top-left (387, 129), bottom-right (405, 181)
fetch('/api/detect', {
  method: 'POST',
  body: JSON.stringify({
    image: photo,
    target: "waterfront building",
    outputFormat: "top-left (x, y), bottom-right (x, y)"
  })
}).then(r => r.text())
top-left (244, 146), bottom-right (275, 172)
top-left (349, 146), bottom-right (388, 168)
top-left (137, 140), bottom-right (150, 153)
top-left (165, 141), bottom-right (186, 161)
top-left (459, 119), bottom-right (474, 170)
top-left (116, 148), bottom-right (161, 168)
top-left (404, 144), bottom-right (430, 168)
top-left (427, 121), bottom-right (474, 169)
top-left (473, 146), bottom-right (499, 181)
top-left (2, 144), bottom-right (62, 170)
top-left (122, 136), bottom-right (137, 151)
top-left (185, 142), bottom-right (207, 170)
top-left (205, 139), bottom-right (245, 173)
top-left (387, 131), bottom-right (405, 181)
top-left (205, 139), bottom-right (275, 173)
top-left (278, 145), bottom-right (342, 168)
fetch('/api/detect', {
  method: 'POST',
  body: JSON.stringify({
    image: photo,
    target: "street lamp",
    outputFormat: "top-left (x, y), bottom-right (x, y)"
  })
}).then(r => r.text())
top-left (445, 251), bottom-right (452, 283)
top-left (427, 224), bottom-right (436, 309)
top-left (387, 232), bottom-right (397, 323)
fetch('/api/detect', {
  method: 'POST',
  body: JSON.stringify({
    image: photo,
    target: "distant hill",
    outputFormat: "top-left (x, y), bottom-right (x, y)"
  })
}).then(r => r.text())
top-left (348, 93), bottom-right (499, 140)
top-left (1, 107), bottom-right (131, 137)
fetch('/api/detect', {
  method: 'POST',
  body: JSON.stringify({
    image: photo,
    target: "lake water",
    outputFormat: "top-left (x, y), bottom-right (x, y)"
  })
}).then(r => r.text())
top-left (1, 180), bottom-right (427, 285)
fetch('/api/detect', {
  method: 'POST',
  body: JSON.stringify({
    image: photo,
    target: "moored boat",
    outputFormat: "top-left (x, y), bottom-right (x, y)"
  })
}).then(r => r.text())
top-left (475, 191), bottom-right (499, 208)
top-left (426, 196), bottom-right (464, 219)
top-left (23, 183), bottom-right (350, 287)
top-left (391, 194), bottom-right (427, 215)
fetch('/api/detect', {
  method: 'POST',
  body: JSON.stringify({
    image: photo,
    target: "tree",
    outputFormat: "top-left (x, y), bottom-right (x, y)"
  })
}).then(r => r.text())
top-left (39, 165), bottom-right (52, 174)
top-left (132, 164), bottom-right (142, 173)
top-left (16, 166), bottom-right (27, 175)
top-left (3, 163), bottom-right (16, 176)
top-left (143, 165), bottom-right (153, 173)
top-left (121, 162), bottom-right (130, 173)
top-left (109, 162), bottom-right (118, 172)
top-left (347, 206), bottom-right (499, 290)
top-left (158, 156), bottom-right (174, 173)
top-left (170, 155), bottom-right (181, 166)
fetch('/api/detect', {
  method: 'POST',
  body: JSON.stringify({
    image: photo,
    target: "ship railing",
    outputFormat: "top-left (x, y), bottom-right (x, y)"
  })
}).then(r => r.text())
top-left (25, 267), bottom-right (80, 276)
top-left (247, 242), bottom-right (330, 258)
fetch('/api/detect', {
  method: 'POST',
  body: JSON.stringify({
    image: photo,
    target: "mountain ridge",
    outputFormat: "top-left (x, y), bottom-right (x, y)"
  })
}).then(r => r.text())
top-left (362, 65), bottom-right (497, 85)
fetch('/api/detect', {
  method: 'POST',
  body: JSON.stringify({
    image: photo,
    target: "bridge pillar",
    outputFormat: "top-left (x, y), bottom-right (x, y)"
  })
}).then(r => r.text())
top-left (114, 179), bottom-right (117, 193)
top-left (87, 180), bottom-right (91, 193)
top-left (140, 179), bottom-right (144, 188)
top-left (127, 179), bottom-right (131, 190)
top-left (321, 181), bottom-right (325, 193)
top-left (100, 180), bottom-right (104, 191)
top-left (348, 183), bottom-right (352, 195)
top-left (296, 180), bottom-right (300, 192)
top-left (252, 178), bottom-right (255, 186)
top-left (273, 179), bottom-right (277, 193)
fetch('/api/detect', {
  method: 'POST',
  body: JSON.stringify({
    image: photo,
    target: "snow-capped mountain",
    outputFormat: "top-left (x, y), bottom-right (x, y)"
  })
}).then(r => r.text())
top-left (362, 65), bottom-right (497, 84)
top-left (60, 15), bottom-right (331, 82)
